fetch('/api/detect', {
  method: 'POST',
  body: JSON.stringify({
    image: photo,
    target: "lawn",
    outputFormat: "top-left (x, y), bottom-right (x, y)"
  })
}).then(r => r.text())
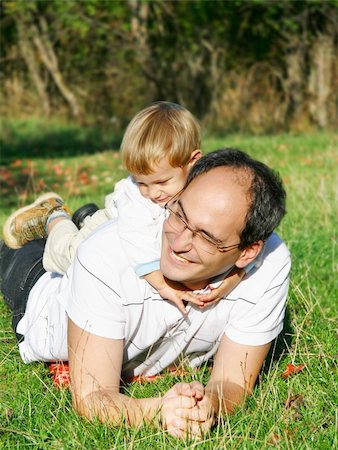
top-left (0, 121), bottom-right (337, 449)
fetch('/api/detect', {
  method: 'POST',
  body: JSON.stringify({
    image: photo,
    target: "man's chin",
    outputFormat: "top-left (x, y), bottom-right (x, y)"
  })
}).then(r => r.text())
top-left (160, 261), bottom-right (204, 290)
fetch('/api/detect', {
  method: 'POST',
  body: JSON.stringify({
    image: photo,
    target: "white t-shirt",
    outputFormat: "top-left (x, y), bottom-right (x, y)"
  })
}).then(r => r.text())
top-left (105, 176), bottom-right (164, 276)
top-left (18, 220), bottom-right (291, 378)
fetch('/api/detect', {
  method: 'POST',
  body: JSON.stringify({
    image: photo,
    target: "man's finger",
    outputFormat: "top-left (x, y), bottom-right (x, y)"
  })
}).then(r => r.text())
top-left (170, 382), bottom-right (196, 397)
top-left (175, 405), bottom-right (212, 421)
top-left (172, 396), bottom-right (197, 409)
top-left (189, 381), bottom-right (204, 400)
top-left (170, 418), bottom-right (213, 437)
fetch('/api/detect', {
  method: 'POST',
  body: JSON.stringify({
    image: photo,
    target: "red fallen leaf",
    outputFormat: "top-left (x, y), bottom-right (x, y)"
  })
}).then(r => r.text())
top-left (53, 164), bottom-right (64, 176)
top-left (10, 159), bottom-right (22, 168)
top-left (125, 374), bottom-right (161, 384)
top-left (293, 364), bottom-right (305, 374)
top-left (268, 433), bottom-right (282, 445)
top-left (125, 366), bottom-right (189, 384)
top-left (281, 363), bottom-right (305, 379)
top-left (21, 167), bottom-right (33, 175)
top-left (284, 394), bottom-right (305, 409)
top-left (0, 168), bottom-right (14, 181)
top-left (5, 408), bottom-right (13, 419)
top-left (79, 171), bottom-right (90, 185)
top-left (167, 367), bottom-right (188, 377)
top-left (284, 394), bottom-right (305, 421)
top-left (49, 362), bottom-right (70, 388)
top-left (35, 178), bottom-right (46, 192)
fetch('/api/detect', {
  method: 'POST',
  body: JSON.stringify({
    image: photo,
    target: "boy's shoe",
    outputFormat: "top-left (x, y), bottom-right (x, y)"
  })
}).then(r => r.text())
top-left (2, 192), bottom-right (71, 249)
top-left (72, 203), bottom-right (99, 229)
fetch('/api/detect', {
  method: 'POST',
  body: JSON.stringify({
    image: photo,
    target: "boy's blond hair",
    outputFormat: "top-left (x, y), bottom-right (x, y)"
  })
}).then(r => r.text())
top-left (121, 102), bottom-right (200, 174)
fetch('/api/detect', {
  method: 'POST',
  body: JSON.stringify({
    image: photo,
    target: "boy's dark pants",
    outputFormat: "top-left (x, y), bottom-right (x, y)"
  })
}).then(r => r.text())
top-left (0, 239), bottom-right (46, 340)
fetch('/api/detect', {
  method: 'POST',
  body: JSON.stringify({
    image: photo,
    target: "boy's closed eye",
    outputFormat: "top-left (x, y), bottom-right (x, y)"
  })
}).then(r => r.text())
top-left (136, 179), bottom-right (172, 188)
top-left (157, 178), bottom-right (171, 185)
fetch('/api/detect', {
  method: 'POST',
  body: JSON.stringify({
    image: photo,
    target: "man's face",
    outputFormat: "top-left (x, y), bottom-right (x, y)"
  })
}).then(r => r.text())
top-left (160, 167), bottom-right (250, 290)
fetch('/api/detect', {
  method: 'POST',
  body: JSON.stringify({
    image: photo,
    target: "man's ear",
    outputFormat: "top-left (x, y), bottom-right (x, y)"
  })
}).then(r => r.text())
top-left (235, 241), bottom-right (263, 269)
top-left (187, 149), bottom-right (202, 169)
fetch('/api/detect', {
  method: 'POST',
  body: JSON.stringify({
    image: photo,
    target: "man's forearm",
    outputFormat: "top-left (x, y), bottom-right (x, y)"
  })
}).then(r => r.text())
top-left (206, 336), bottom-right (271, 416)
top-left (205, 380), bottom-right (247, 416)
top-left (75, 390), bottom-right (162, 428)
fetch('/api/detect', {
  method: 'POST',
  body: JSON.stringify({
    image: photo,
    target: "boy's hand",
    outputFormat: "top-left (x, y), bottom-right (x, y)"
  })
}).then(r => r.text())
top-left (197, 267), bottom-right (245, 307)
top-left (158, 285), bottom-right (204, 315)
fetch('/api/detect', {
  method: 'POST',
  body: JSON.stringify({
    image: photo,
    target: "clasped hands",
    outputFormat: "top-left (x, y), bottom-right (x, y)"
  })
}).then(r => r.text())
top-left (161, 381), bottom-right (215, 438)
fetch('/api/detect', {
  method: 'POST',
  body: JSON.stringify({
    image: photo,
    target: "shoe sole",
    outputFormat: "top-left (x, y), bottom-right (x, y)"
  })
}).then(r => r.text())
top-left (3, 192), bottom-right (64, 249)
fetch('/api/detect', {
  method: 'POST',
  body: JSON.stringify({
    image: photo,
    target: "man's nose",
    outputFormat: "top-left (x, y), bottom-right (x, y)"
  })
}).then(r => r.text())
top-left (171, 227), bottom-right (194, 252)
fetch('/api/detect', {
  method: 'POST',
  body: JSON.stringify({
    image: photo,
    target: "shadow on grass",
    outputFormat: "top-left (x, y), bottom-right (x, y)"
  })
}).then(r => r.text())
top-left (264, 307), bottom-right (294, 371)
top-left (0, 120), bottom-right (123, 164)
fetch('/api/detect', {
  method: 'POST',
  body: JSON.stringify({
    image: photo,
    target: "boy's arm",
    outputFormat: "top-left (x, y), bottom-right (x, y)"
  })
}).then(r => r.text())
top-left (197, 267), bottom-right (245, 306)
top-left (144, 270), bottom-right (203, 315)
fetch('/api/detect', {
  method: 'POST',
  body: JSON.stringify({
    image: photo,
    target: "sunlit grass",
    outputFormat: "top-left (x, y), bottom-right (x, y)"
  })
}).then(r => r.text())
top-left (0, 126), bottom-right (337, 448)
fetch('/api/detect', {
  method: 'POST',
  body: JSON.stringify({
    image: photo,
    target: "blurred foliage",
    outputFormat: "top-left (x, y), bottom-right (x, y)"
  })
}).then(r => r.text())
top-left (0, 0), bottom-right (337, 132)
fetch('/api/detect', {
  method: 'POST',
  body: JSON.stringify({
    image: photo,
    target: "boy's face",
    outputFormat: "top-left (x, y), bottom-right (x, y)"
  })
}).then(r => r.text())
top-left (131, 155), bottom-right (199, 207)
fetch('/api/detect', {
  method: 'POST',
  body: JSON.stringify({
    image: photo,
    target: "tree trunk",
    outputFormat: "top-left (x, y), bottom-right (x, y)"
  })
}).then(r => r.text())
top-left (31, 16), bottom-right (81, 118)
top-left (308, 33), bottom-right (335, 128)
top-left (285, 38), bottom-right (306, 122)
top-left (14, 14), bottom-right (51, 116)
top-left (201, 39), bottom-right (224, 121)
top-left (128, 0), bottom-right (151, 71)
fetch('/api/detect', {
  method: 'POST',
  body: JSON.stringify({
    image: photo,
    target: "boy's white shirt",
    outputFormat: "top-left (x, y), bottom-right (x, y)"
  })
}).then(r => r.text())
top-left (43, 176), bottom-right (164, 275)
top-left (107, 176), bottom-right (165, 276)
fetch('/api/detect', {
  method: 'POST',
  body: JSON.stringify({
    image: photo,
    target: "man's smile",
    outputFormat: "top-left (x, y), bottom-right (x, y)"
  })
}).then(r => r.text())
top-left (168, 247), bottom-right (196, 265)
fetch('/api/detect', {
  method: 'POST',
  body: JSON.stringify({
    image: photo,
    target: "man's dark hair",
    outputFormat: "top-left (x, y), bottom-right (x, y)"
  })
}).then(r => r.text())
top-left (186, 148), bottom-right (286, 248)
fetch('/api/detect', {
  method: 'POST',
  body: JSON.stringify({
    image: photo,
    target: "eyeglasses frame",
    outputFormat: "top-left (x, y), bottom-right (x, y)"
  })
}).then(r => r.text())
top-left (164, 190), bottom-right (241, 254)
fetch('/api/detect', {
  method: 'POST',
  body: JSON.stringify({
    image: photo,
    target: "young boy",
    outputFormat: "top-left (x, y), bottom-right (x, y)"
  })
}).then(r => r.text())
top-left (3, 102), bottom-right (245, 314)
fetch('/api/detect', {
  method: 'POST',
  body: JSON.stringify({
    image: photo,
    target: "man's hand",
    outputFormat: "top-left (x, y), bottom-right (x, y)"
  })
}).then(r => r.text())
top-left (161, 382), bottom-right (215, 438)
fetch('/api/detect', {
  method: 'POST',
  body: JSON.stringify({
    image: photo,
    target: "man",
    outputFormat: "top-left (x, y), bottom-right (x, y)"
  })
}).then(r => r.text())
top-left (0, 149), bottom-right (291, 438)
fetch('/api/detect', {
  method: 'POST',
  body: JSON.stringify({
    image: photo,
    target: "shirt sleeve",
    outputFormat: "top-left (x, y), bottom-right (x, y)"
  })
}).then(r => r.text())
top-left (61, 223), bottom-right (130, 339)
top-left (136, 259), bottom-right (161, 277)
top-left (225, 235), bottom-right (291, 346)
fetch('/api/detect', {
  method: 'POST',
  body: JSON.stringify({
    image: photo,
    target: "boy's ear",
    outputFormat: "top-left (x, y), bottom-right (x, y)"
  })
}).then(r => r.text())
top-left (235, 240), bottom-right (263, 269)
top-left (188, 149), bottom-right (202, 169)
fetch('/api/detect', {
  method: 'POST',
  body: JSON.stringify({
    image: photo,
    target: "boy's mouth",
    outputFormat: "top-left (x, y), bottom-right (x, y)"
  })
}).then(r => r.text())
top-left (155, 196), bottom-right (170, 205)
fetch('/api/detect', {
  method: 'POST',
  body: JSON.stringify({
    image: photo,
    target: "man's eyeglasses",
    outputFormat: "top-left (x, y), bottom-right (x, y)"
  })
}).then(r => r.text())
top-left (164, 194), bottom-right (241, 255)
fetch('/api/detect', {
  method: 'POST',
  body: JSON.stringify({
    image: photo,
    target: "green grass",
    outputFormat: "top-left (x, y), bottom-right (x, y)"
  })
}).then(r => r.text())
top-left (0, 122), bottom-right (337, 448)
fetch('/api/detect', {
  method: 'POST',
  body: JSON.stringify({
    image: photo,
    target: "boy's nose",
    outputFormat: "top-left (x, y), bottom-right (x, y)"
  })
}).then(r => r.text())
top-left (148, 186), bottom-right (161, 200)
